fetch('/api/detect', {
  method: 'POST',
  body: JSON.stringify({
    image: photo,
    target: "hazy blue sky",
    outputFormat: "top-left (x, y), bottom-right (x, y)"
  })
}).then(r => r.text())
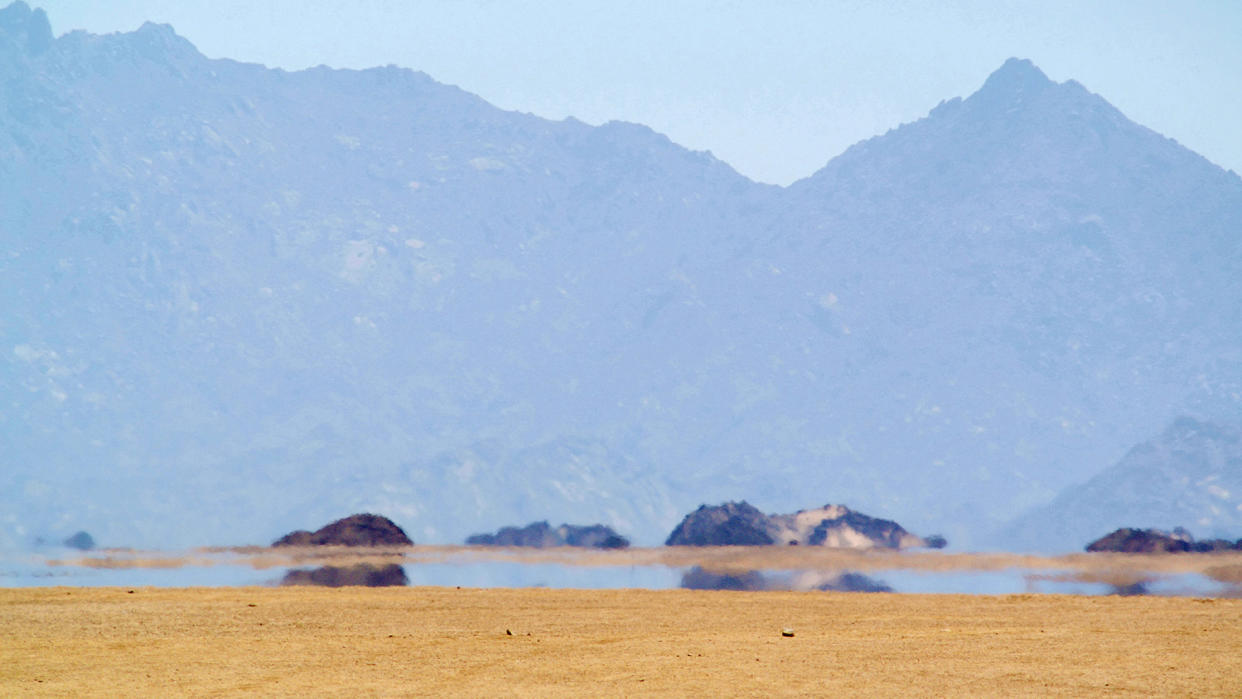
top-left (34, 0), bottom-right (1242, 185)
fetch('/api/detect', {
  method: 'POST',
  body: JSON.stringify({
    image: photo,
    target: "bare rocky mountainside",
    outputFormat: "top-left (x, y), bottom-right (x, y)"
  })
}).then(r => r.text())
top-left (3, 2), bottom-right (1240, 551)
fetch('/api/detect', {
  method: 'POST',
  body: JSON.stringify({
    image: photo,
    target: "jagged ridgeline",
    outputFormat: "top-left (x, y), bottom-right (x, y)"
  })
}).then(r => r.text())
top-left (3, 1), bottom-right (1241, 551)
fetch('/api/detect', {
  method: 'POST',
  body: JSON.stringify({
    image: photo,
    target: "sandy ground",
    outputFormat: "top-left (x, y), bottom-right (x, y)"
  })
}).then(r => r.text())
top-left (3, 586), bottom-right (1241, 696)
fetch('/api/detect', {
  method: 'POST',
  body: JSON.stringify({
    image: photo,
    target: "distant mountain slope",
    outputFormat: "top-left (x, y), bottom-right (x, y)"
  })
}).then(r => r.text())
top-left (0, 2), bottom-right (767, 548)
top-left (3, 3), bottom-right (1241, 551)
top-left (1003, 417), bottom-right (1242, 551)
top-left (760, 58), bottom-right (1242, 540)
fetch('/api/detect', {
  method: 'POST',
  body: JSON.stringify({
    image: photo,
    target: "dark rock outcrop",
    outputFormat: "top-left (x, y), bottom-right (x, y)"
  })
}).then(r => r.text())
top-left (1085, 527), bottom-right (1193, 553)
top-left (281, 563), bottom-right (408, 587)
top-left (466, 521), bottom-right (629, 549)
top-left (666, 501), bottom-right (933, 549)
top-left (803, 509), bottom-right (921, 549)
top-left (1191, 539), bottom-right (1242, 553)
top-left (468, 521), bottom-right (559, 548)
top-left (272, 513), bottom-right (413, 547)
top-left (1086, 526), bottom-right (1242, 553)
top-left (665, 502), bottom-right (777, 546)
top-left (63, 531), bottom-right (95, 550)
top-left (562, 524), bottom-right (630, 549)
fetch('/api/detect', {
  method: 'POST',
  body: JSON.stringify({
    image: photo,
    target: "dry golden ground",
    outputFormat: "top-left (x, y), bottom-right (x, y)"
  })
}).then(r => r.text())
top-left (3, 587), bottom-right (1241, 696)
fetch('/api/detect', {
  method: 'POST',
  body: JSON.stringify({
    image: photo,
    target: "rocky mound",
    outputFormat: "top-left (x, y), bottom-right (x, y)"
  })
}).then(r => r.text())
top-left (272, 513), bottom-right (413, 547)
top-left (1191, 539), bottom-right (1242, 552)
top-left (466, 521), bottom-right (629, 549)
top-left (1086, 527), bottom-right (1242, 553)
top-left (281, 563), bottom-right (408, 587)
top-left (666, 502), bottom-right (935, 549)
top-left (664, 502), bottom-right (776, 546)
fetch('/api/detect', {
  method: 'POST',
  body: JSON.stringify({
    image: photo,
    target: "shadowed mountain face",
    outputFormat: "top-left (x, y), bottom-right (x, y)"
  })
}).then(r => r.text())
top-left (3, 5), bottom-right (1241, 551)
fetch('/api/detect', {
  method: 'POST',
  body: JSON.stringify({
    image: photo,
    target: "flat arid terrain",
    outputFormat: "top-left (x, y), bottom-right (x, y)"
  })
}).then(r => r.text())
top-left (3, 586), bottom-right (1241, 696)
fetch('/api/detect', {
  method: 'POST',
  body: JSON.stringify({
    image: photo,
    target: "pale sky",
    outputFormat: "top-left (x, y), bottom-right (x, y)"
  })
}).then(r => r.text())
top-left (32, 0), bottom-right (1242, 185)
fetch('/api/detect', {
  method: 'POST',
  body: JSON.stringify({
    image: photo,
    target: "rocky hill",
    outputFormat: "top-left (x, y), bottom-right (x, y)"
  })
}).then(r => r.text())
top-left (3, 2), bottom-right (1241, 551)
top-left (466, 521), bottom-right (629, 549)
top-left (1084, 527), bottom-right (1242, 554)
top-left (665, 502), bottom-right (931, 549)
top-left (272, 514), bottom-right (413, 547)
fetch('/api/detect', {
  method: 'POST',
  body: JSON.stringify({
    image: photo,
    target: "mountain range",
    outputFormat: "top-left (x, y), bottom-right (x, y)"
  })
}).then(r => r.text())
top-left (3, 1), bottom-right (1240, 551)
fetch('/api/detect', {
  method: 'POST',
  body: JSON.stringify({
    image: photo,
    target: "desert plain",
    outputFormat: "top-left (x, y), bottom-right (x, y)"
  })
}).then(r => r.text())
top-left (3, 584), bottom-right (1241, 696)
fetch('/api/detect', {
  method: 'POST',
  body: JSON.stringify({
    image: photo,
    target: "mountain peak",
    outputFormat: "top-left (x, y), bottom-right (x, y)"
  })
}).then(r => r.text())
top-left (128, 19), bottom-right (201, 63)
top-left (0, 1), bottom-right (52, 55)
top-left (955, 57), bottom-right (1066, 117)
top-left (979, 57), bottom-right (1053, 94)
top-left (137, 20), bottom-right (177, 36)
